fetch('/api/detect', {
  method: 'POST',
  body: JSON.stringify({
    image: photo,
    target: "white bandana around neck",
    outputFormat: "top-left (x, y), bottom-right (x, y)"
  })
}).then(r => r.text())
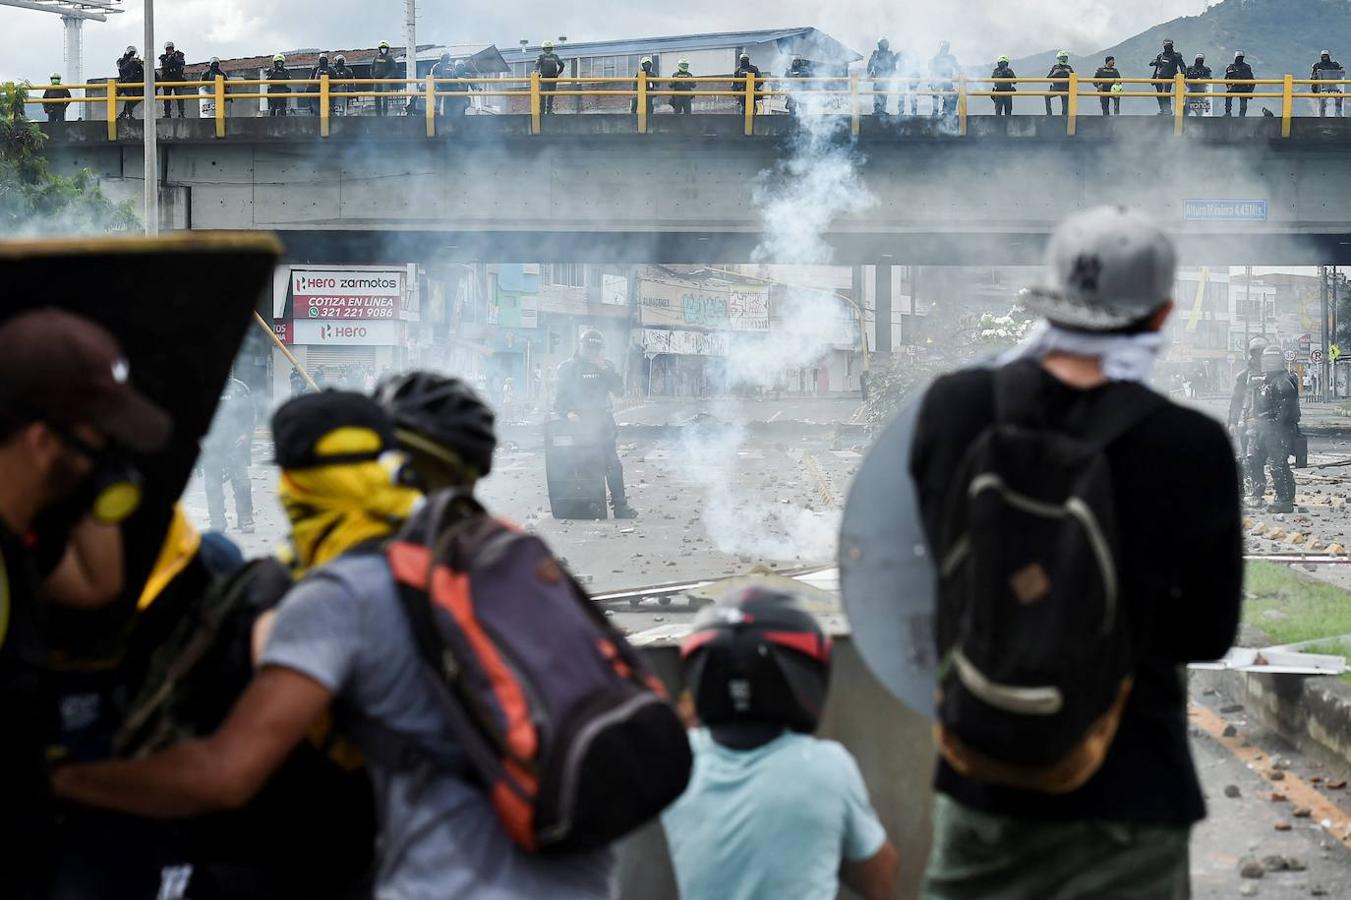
top-left (996, 321), bottom-right (1166, 385)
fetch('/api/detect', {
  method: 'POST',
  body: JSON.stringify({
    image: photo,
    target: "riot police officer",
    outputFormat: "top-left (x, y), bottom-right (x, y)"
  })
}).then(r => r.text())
top-left (732, 54), bottom-right (761, 117)
top-left (930, 41), bottom-right (959, 117)
top-left (867, 38), bottom-right (898, 115)
top-left (784, 56), bottom-right (814, 117)
top-left (1148, 39), bottom-right (1185, 115)
top-left (1229, 335), bottom-right (1269, 483)
top-left (634, 56), bottom-right (655, 118)
top-left (1248, 346), bottom-right (1300, 512)
top-left (1226, 51), bottom-right (1254, 117)
top-left (202, 376), bottom-right (255, 532)
top-left (308, 54), bottom-right (335, 116)
top-left (430, 52), bottom-right (456, 114)
top-left (1045, 51), bottom-right (1073, 116)
top-left (1313, 50), bottom-right (1345, 117)
top-left (1094, 56), bottom-right (1122, 115)
top-left (42, 73), bottom-right (71, 122)
top-left (159, 41), bottom-right (188, 118)
top-left (670, 58), bottom-right (695, 115)
top-left (991, 56), bottom-right (1016, 116)
top-left (266, 54), bottom-right (291, 116)
top-left (555, 331), bottom-right (636, 518)
top-left (536, 40), bottom-right (566, 115)
top-left (332, 55), bottom-right (355, 115)
top-left (371, 41), bottom-right (399, 116)
top-left (116, 46), bottom-right (144, 120)
top-left (1185, 54), bottom-right (1212, 116)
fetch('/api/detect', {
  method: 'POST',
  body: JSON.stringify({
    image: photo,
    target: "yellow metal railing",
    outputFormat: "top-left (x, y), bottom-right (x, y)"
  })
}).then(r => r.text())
top-left (25, 73), bottom-right (1351, 140)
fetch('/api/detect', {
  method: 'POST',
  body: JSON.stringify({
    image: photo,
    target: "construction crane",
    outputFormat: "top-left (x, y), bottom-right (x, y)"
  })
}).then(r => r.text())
top-left (0, 0), bottom-right (124, 103)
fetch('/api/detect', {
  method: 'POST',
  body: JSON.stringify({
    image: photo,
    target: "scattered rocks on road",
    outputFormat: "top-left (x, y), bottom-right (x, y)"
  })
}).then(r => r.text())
top-left (1294, 807), bottom-right (1313, 818)
top-left (1221, 704), bottom-right (1246, 714)
top-left (1270, 771), bottom-right (1286, 782)
top-left (1240, 884), bottom-right (1259, 897)
top-left (1274, 820), bottom-right (1293, 831)
top-left (1223, 724), bottom-right (1239, 737)
top-left (1262, 855), bottom-right (1289, 872)
top-left (1239, 859), bottom-right (1266, 879)
top-left (1326, 780), bottom-right (1347, 790)
top-left (1225, 785), bottom-right (1242, 799)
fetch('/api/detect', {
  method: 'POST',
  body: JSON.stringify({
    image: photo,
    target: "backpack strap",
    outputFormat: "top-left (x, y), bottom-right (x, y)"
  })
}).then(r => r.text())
top-left (993, 361), bottom-right (1168, 452)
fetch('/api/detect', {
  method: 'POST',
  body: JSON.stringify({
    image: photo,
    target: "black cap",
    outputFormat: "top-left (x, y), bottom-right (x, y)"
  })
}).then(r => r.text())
top-left (0, 309), bottom-right (170, 452)
top-left (271, 391), bottom-right (396, 469)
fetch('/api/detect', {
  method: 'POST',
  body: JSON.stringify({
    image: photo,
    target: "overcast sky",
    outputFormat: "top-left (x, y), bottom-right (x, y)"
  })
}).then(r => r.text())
top-left (0, 0), bottom-right (1218, 84)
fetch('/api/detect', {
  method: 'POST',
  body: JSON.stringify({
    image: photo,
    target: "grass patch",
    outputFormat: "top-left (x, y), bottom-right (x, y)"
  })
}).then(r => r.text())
top-left (1244, 562), bottom-right (1351, 683)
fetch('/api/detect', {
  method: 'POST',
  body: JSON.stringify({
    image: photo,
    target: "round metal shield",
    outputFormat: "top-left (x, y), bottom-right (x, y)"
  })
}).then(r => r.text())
top-left (837, 391), bottom-right (938, 717)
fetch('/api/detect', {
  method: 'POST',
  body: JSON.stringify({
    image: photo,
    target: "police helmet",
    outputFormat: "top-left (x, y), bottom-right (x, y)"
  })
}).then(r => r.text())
top-left (997, 55), bottom-right (1010, 64)
top-left (580, 329), bottom-right (605, 351)
top-left (319, 54), bottom-right (329, 64)
top-left (678, 58), bottom-right (690, 69)
top-left (273, 54), bottom-right (286, 65)
top-left (375, 371), bottom-right (497, 479)
top-left (1261, 345), bottom-right (1285, 374)
top-left (641, 56), bottom-right (653, 68)
top-left (739, 53), bottom-right (749, 62)
top-left (939, 41), bottom-right (950, 52)
top-left (50, 72), bottom-right (61, 82)
top-left (454, 61), bottom-right (468, 74)
top-left (1235, 50), bottom-right (1245, 61)
top-left (681, 585), bottom-right (832, 733)
top-left (1057, 50), bottom-right (1069, 62)
top-left (210, 57), bottom-right (221, 65)
top-left (1195, 54), bottom-right (1205, 63)
top-left (543, 40), bottom-right (555, 50)
top-left (1323, 50), bottom-right (1333, 58)
top-left (336, 55), bottom-right (346, 64)
top-left (164, 42), bottom-right (175, 51)
top-left (1248, 335), bottom-right (1270, 353)
top-left (1164, 38), bottom-right (1174, 47)
top-left (440, 52), bottom-right (452, 63)
top-left (878, 38), bottom-right (890, 50)
top-left (379, 40), bottom-right (391, 50)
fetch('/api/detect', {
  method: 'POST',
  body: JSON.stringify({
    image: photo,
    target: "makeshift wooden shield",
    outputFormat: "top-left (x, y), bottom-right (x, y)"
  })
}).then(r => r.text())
top-left (0, 233), bottom-right (281, 602)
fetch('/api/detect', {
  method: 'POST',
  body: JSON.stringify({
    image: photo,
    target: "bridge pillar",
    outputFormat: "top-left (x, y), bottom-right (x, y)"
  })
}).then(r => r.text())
top-left (874, 262), bottom-right (893, 355)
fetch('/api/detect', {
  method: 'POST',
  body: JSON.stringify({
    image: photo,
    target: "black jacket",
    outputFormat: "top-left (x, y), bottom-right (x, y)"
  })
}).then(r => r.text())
top-left (670, 70), bottom-right (695, 92)
top-left (1094, 66), bottom-right (1121, 90)
top-left (930, 52), bottom-right (958, 84)
top-left (266, 64), bottom-right (290, 94)
top-left (370, 50), bottom-right (398, 79)
top-left (556, 356), bottom-right (623, 416)
top-left (202, 65), bottom-right (227, 84)
top-left (1313, 58), bottom-right (1344, 91)
top-left (118, 54), bottom-right (144, 84)
top-left (732, 63), bottom-right (761, 94)
top-left (1226, 61), bottom-right (1254, 92)
top-left (913, 363), bottom-right (1241, 825)
top-left (159, 49), bottom-right (186, 79)
top-left (1185, 64), bottom-right (1212, 80)
top-left (1150, 50), bottom-right (1185, 78)
top-left (867, 49), bottom-right (898, 78)
top-left (536, 52), bottom-right (565, 78)
top-left (332, 64), bottom-right (354, 87)
top-left (42, 86), bottom-right (71, 115)
top-left (1046, 63), bottom-right (1073, 91)
top-left (1255, 372), bottom-right (1300, 427)
top-left (992, 63), bottom-right (1016, 92)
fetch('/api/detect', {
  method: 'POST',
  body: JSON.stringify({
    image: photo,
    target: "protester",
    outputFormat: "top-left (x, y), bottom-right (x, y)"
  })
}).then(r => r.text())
top-left (0, 309), bottom-right (170, 898)
top-left (664, 584), bottom-right (899, 900)
top-left (53, 391), bottom-right (615, 900)
top-left (911, 206), bottom-right (1242, 898)
top-left (375, 371), bottom-right (496, 493)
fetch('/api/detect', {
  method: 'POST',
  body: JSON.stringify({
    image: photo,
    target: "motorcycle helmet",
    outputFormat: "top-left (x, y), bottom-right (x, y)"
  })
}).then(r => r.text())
top-left (681, 585), bottom-right (832, 733)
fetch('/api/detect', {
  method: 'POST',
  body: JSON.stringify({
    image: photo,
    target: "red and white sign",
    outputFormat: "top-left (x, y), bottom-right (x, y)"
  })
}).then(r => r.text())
top-left (292, 270), bottom-right (406, 321)
top-left (289, 319), bottom-right (402, 346)
top-left (272, 319), bottom-right (291, 344)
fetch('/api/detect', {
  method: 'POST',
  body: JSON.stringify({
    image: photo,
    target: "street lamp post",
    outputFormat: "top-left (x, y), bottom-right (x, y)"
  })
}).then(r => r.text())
top-left (142, 0), bottom-right (156, 235)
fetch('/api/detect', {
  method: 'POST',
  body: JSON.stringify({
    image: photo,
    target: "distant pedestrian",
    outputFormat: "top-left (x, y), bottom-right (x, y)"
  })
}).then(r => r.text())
top-left (42, 73), bottom-right (70, 122)
top-left (159, 41), bottom-right (188, 117)
top-left (536, 40), bottom-right (566, 115)
top-left (991, 56), bottom-right (1016, 116)
top-left (370, 41), bottom-right (399, 116)
top-left (1095, 56), bottom-right (1121, 115)
top-left (664, 585), bottom-right (899, 900)
top-left (1225, 51), bottom-right (1254, 117)
top-left (913, 206), bottom-right (1241, 899)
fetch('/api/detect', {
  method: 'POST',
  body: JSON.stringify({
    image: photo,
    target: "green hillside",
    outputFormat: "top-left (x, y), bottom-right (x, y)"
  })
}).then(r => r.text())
top-left (1003, 0), bottom-right (1351, 113)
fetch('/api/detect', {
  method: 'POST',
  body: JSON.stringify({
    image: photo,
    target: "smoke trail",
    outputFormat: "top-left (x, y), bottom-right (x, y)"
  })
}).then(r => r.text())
top-left (689, 98), bottom-right (877, 562)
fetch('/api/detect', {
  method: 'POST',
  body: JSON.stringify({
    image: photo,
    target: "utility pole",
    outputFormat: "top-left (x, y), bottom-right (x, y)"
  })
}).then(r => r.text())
top-left (404, 0), bottom-right (417, 106)
top-left (1334, 266), bottom-right (1341, 399)
top-left (142, 0), bottom-right (156, 235)
top-left (1321, 265), bottom-right (1329, 402)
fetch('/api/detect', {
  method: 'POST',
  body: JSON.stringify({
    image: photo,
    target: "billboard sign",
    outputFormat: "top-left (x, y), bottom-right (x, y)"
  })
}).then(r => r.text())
top-left (1182, 199), bottom-right (1268, 222)
top-left (289, 319), bottom-right (402, 346)
top-left (291, 269), bottom-right (412, 321)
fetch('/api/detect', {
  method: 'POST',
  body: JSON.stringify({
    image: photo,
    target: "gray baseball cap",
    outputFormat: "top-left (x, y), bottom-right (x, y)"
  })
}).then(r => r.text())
top-left (1020, 205), bottom-right (1177, 331)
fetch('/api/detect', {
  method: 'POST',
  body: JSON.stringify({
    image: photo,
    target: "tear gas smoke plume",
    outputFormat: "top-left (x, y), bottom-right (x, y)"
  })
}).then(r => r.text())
top-left (688, 97), bottom-right (876, 562)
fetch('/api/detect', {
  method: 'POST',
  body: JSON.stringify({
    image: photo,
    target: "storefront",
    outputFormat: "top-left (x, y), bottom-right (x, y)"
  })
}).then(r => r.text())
top-left (271, 265), bottom-right (420, 397)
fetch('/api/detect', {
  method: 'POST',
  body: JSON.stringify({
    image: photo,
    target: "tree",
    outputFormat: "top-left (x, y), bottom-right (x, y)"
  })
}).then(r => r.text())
top-left (0, 82), bottom-right (136, 233)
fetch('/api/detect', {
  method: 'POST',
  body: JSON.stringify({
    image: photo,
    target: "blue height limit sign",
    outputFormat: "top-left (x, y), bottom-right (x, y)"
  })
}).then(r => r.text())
top-left (1183, 199), bottom-right (1269, 222)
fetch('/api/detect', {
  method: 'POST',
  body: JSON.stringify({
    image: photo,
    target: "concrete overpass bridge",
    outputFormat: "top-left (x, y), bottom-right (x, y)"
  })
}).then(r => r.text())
top-left (41, 114), bottom-right (1351, 266)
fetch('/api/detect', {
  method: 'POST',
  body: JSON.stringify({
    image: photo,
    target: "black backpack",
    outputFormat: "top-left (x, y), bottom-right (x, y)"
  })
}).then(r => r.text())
top-left (933, 363), bottom-right (1164, 793)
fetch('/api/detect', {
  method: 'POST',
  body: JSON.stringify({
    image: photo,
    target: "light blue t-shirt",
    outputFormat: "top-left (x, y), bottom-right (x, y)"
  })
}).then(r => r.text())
top-left (661, 728), bottom-right (887, 900)
top-left (261, 553), bottom-right (613, 900)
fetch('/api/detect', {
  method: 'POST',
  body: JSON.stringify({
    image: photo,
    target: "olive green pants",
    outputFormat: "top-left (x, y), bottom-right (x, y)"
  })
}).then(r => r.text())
top-left (922, 794), bottom-right (1191, 900)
